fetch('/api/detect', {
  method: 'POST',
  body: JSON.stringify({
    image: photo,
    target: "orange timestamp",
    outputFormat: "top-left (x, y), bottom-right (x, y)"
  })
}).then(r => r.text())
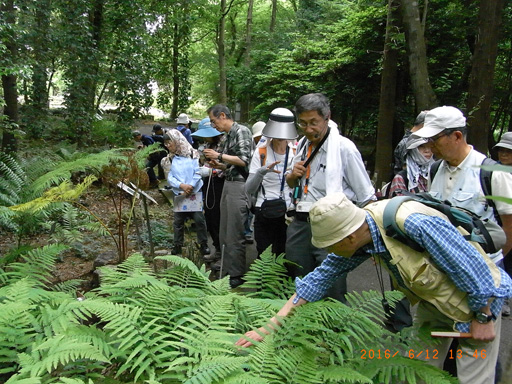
top-left (360, 349), bottom-right (487, 360)
top-left (407, 349), bottom-right (487, 359)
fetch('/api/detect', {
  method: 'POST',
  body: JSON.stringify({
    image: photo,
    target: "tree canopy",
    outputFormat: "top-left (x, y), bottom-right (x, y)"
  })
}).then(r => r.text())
top-left (1, 0), bottom-right (511, 183)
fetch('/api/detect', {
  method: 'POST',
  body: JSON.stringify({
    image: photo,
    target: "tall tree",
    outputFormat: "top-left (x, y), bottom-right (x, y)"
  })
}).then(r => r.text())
top-left (400, 0), bottom-right (437, 110)
top-left (1, 0), bottom-right (18, 153)
top-left (375, 0), bottom-right (400, 189)
top-left (26, 1), bottom-right (52, 137)
top-left (466, 0), bottom-right (506, 152)
top-left (216, 0), bottom-right (229, 104)
top-left (270, 0), bottom-right (277, 32)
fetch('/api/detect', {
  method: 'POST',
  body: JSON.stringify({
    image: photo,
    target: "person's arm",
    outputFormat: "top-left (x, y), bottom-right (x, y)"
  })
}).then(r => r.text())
top-left (235, 293), bottom-right (308, 348)
top-left (341, 142), bottom-right (376, 203)
top-left (245, 162), bottom-right (280, 196)
top-left (404, 214), bottom-right (507, 321)
top-left (499, 214), bottom-right (512, 255)
top-left (235, 251), bottom-right (368, 347)
top-left (470, 303), bottom-right (496, 341)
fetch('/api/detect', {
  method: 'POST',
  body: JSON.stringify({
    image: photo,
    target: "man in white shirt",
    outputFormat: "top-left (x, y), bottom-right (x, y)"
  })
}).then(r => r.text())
top-left (285, 93), bottom-right (375, 301)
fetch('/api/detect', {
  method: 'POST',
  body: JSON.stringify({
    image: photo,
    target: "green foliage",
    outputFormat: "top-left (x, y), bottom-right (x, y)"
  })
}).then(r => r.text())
top-left (0, 249), bottom-right (455, 383)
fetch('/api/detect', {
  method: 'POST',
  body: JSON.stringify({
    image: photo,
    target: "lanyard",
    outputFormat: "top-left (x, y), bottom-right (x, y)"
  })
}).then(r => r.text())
top-left (303, 145), bottom-right (313, 195)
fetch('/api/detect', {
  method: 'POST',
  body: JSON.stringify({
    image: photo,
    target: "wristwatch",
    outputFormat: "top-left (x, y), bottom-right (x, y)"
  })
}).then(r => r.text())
top-left (218, 153), bottom-right (223, 162)
top-left (475, 311), bottom-right (496, 324)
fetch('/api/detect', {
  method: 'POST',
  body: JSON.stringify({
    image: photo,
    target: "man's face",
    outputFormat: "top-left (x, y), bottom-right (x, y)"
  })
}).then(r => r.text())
top-left (426, 129), bottom-right (455, 159)
top-left (208, 112), bottom-right (230, 132)
top-left (326, 236), bottom-right (357, 258)
top-left (297, 110), bottom-right (329, 145)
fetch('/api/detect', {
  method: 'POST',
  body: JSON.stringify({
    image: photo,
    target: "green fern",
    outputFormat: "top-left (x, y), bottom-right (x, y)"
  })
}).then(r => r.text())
top-left (240, 247), bottom-right (295, 300)
top-left (29, 149), bottom-right (127, 195)
top-left (3, 244), bottom-right (68, 286)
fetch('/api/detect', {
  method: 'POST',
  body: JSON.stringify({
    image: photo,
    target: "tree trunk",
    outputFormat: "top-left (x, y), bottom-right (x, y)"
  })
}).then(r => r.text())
top-left (245, 0), bottom-right (254, 67)
top-left (270, 0), bottom-right (277, 32)
top-left (400, 0), bottom-right (437, 110)
top-left (28, 1), bottom-right (51, 137)
top-left (375, 0), bottom-right (400, 189)
top-left (218, 0), bottom-right (227, 104)
top-left (466, 0), bottom-right (506, 153)
top-left (172, 21), bottom-right (180, 118)
top-left (1, 0), bottom-right (18, 154)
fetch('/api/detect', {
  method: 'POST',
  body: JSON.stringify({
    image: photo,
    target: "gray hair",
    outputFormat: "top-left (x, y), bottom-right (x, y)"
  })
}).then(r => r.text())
top-left (414, 110), bottom-right (429, 126)
top-left (207, 104), bottom-right (233, 120)
top-left (295, 93), bottom-right (331, 119)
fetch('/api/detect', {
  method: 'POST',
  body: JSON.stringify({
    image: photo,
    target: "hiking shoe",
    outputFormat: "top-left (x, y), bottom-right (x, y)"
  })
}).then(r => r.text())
top-left (171, 246), bottom-right (182, 255)
top-left (211, 259), bottom-right (222, 271)
top-left (503, 301), bottom-right (510, 317)
top-left (203, 251), bottom-right (220, 262)
top-left (199, 244), bottom-right (211, 256)
top-left (229, 276), bottom-right (244, 289)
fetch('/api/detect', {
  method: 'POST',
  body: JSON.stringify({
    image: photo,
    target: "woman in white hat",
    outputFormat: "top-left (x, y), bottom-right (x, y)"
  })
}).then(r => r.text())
top-left (245, 108), bottom-right (297, 256)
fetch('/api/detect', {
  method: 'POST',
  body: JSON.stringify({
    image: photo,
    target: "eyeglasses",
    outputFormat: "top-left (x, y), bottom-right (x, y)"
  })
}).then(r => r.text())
top-left (428, 130), bottom-right (454, 143)
top-left (297, 118), bottom-right (327, 129)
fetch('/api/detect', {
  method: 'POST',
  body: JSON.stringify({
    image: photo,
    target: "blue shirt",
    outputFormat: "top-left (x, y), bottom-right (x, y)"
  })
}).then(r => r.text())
top-left (295, 212), bottom-right (512, 332)
top-left (177, 125), bottom-right (194, 146)
top-left (168, 156), bottom-right (203, 195)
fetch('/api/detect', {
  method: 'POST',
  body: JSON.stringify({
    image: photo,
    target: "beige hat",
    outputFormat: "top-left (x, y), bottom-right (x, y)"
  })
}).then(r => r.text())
top-left (310, 193), bottom-right (367, 249)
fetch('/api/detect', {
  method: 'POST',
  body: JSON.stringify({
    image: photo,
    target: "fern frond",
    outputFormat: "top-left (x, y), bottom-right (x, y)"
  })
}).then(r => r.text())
top-left (0, 206), bottom-right (17, 231)
top-left (10, 176), bottom-right (97, 213)
top-left (30, 149), bottom-right (127, 194)
top-left (241, 249), bottom-right (295, 300)
top-left (320, 365), bottom-right (373, 383)
top-left (0, 152), bottom-right (26, 203)
top-left (4, 375), bottom-right (42, 384)
top-left (183, 356), bottom-right (249, 384)
top-left (79, 299), bottom-right (173, 382)
top-left (4, 244), bottom-right (68, 285)
top-left (358, 355), bottom-right (457, 384)
top-left (156, 255), bottom-right (215, 292)
top-left (22, 334), bottom-right (109, 377)
top-left (51, 279), bottom-right (84, 294)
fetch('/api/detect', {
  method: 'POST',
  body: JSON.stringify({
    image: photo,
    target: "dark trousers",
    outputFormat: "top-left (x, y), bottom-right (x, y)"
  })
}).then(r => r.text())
top-left (173, 211), bottom-right (208, 247)
top-left (254, 209), bottom-right (287, 256)
top-left (285, 218), bottom-right (347, 302)
top-left (146, 151), bottom-right (167, 180)
top-left (203, 176), bottom-right (224, 252)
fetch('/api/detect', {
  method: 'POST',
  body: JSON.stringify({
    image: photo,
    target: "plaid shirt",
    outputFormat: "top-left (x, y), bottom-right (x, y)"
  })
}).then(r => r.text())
top-left (218, 122), bottom-right (252, 180)
top-left (295, 212), bottom-right (512, 332)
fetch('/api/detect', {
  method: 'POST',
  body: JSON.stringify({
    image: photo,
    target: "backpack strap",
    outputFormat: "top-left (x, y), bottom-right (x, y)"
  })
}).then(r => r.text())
top-left (383, 196), bottom-right (424, 252)
top-left (429, 159), bottom-right (442, 182)
top-left (480, 157), bottom-right (501, 225)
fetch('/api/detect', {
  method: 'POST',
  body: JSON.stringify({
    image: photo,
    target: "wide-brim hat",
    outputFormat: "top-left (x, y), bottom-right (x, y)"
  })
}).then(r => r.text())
top-left (413, 106), bottom-right (466, 138)
top-left (406, 136), bottom-right (429, 150)
top-left (494, 132), bottom-right (512, 151)
top-left (176, 113), bottom-right (190, 124)
top-left (262, 108), bottom-right (298, 140)
top-left (310, 192), bottom-right (367, 249)
top-left (191, 117), bottom-right (222, 138)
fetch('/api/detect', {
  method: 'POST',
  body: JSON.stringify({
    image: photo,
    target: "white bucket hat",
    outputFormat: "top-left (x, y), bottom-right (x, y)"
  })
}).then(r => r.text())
top-left (176, 113), bottom-right (190, 125)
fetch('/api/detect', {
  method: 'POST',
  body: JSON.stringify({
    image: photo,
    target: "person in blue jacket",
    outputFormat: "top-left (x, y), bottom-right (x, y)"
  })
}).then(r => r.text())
top-left (164, 130), bottom-right (209, 256)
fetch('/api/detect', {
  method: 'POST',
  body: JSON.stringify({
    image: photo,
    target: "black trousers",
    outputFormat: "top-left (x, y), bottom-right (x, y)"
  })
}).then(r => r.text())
top-left (253, 208), bottom-right (287, 256)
